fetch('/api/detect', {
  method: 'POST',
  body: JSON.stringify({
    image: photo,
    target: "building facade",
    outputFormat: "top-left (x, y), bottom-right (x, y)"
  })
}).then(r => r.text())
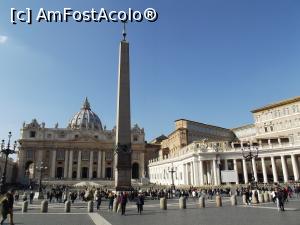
top-left (17, 98), bottom-right (152, 185)
top-left (149, 96), bottom-right (300, 186)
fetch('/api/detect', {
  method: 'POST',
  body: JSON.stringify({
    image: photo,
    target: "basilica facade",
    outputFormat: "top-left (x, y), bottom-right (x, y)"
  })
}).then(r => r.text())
top-left (148, 96), bottom-right (300, 186)
top-left (17, 98), bottom-right (155, 185)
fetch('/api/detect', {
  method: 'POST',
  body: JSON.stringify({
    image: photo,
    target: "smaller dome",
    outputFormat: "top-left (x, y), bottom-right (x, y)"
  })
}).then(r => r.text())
top-left (68, 98), bottom-right (103, 131)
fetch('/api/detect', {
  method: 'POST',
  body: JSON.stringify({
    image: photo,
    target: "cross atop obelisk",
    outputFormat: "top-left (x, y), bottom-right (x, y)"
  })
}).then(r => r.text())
top-left (114, 23), bottom-right (133, 191)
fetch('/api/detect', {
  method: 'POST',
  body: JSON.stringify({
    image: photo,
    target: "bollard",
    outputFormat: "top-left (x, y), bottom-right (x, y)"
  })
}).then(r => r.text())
top-left (160, 197), bottom-right (167, 210)
top-left (216, 195), bottom-right (222, 207)
top-left (198, 196), bottom-right (205, 208)
top-left (230, 195), bottom-right (237, 206)
top-left (41, 200), bottom-right (48, 213)
top-left (269, 193), bottom-right (273, 202)
top-left (65, 200), bottom-right (71, 213)
top-left (264, 192), bottom-right (270, 202)
top-left (22, 200), bottom-right (29, 213)
top-left (242, 194), bottom-right (247, 205)
top-left (179, 196), bottom-right (186, 209)
top-left (113, 198), bottom-right (118, 213)
top-left (258, 193), bottom-right (264, 203)
top-left (252, 194), bottom-right (258, 204)
top-left (88, 200), bottom-right (94, 213)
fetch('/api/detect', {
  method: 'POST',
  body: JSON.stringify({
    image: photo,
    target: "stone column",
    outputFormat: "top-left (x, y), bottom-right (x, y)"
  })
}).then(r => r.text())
top-left (140, 152), bottom-right (145, 178)
top-left (199, 160), bottom-right (204, 185)
top-left (233, 159), bottom-right (239, 184)
top-left (251, 158), bottom-right (258, 182)
top-left (89, 151), bottom-right (93, 179)
top-left (193, 160), bottom-right (200, 186)
top-left (278, 138), bottom-right (282, 146)
top-left (207, 161), bottom-right (211, 184)
top-left (271, 156), bottom-right (278, 183)
top-left (101, 151), bottom-right (106, 178)
top-left (291, 154), bottom-right (299, 181)
top-left (242, 159), bottom-right (248, 184)
top-left (64, 150), bottom-right (69, 179)
top-left (191, 162), bottom-right (195, 185)
top-left (268, 139), bottom-right (272, 148)
top-left (97, 150), bottom-right (102, 178)
top-left (77, 150), bottom-right (81, 179)
top-left (224, 159), bottom-right (228, 170)
top-left (68, 150), bottom-right (73, 179)
top-left (213, 159), bottom-right (218, 185)
top-left (183, 164), bottom-right (187, 184)
top-left (261, 157), bottom-right (268, 183)
top-left (51, 150), bottom-right (56, 178)
top-left (281, 155), bottom-right (288, 183)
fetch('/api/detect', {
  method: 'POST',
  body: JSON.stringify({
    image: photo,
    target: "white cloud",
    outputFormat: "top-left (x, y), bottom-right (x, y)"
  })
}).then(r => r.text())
top-left (0, 35), bottom-right (8, 44)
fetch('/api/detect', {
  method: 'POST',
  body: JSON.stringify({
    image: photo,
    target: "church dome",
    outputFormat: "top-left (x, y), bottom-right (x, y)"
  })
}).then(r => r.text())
top-left (68, 98), bottom-right (103, 131)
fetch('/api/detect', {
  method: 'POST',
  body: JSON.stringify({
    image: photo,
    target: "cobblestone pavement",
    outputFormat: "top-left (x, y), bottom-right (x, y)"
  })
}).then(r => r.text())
top-left (11, 197), bottom-right (300, 225)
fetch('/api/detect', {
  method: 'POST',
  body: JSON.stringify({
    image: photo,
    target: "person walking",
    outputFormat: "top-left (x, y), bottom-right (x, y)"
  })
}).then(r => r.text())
top-left (107, 192), bottom-right (114, 211)
top-left (29, 191), bottom-right (34, 204)
top-left (0, 191), bottom-right (15, 225)
top-left (136, 193), bottom-right (144, 214)
top-left (95, 189), bottom-right (102, 210)
top-left (120, 192), bottom-right (128, 215)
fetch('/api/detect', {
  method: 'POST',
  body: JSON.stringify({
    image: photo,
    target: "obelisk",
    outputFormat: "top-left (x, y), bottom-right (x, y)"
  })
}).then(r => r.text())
top-left (114, 23), bottom-right (132, 191)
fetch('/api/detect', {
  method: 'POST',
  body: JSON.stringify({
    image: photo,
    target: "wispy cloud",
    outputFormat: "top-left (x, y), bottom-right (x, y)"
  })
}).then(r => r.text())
top-left (0, 35), bottom-right (8, 44)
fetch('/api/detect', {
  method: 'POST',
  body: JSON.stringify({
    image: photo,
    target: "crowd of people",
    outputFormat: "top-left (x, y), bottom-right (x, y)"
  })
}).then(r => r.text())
top-left (0, 183), bottom-right (299, 224)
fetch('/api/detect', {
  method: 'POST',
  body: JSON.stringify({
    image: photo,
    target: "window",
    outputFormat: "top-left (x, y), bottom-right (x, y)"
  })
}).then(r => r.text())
top-left (264, 127), bottom-right (268, 133)
top-left (93, 151), bottom-right (98, 162)
top-left (56, 151), bottom-right (65, 161)
top-left (75, 135), bottom-right (79, 139)
top-left (26, 150), bottom-right (34, 160)
top-left (81, 151), bottom-right (90, 161)
top-left (270, 126), bottom-right (273, 132)
top-left (105, 152), bottom-right (112, 160)
top-left (133, 135), bottom-right (138, 142)
top-left (47, 133), bottom-right (52, 139)
top-left (58, 132), bottom-right (66, 138)
top-left (30, 131), bottom-right (36, 138)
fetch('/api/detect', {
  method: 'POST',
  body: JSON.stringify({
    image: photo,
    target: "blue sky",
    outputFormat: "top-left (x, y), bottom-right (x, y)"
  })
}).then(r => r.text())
top-left (0, 0), bottom-right (299, 142)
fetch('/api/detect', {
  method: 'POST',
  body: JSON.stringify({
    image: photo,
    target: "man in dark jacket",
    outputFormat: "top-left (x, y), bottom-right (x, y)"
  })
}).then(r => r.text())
top-left (1, 190), bottom-right (15, 225)
top-left (136, 193), bottom-right (144, 214)
top-left (120, 192), bottom-right (127, 215)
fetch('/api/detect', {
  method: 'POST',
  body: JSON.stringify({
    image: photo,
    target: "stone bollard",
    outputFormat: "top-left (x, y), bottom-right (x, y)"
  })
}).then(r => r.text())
top-left (88, 201), bottom-right (94, 213)
top-left (198, 196), bottom-right (205, 208)
top-left (179, 196), bottom-right (186, 209)
top-left (22, 200), bottom-right (29, 213)
top-left (113, 198), bottom-right (118, 213)
top-left (160, 197), bottom-right (167, 210)
top-left (230, 195), bottom-right (237, 206)
top-left (264, 192), bottom-right (270, 202)
top-left (269, 193), bottom-right (273, 202)
top-left (242, 194), bottom-right (247, 205)
top-left (41, 200), bottom-right (48, 213)
top-left (258, 193), bottom-right (264, 203)
top-left (65, 201), bottom-right (71, 213)
top-left (216, 195), bottom-right (222, 207)
top-left (252, 194), bottom-right (258, 204)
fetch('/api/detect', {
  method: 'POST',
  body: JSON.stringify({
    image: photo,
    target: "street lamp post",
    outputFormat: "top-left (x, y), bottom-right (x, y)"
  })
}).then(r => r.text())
top-left (168, 163), bottom-right (176, 191)
top-left (242, 143), bottom-right (259, 189)
top-left (0, 132), bottom-right (17, 194)
top-left (36, 161), bottom-right (48, 199)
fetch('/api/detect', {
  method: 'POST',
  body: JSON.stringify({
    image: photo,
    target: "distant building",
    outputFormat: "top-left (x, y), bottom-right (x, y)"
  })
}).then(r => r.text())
top-left (17, 98), bottom-right (156, 185)
top-left (148, 96), bottom-right (300, 186)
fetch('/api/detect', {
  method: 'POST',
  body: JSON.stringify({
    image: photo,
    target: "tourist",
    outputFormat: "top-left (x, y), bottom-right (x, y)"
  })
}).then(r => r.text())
top-left (29, 191), bottom-right (34, 204)
top-left (108, 192), bottom-right (114, 211)
top-left (0, 190), bottom-right (15, 225)
top-left (95, 189), bottom-right (102, 210)
top-left (136, 193), bottom-right (144, 214)
top-left (120, 192), bottom-right (128, 215)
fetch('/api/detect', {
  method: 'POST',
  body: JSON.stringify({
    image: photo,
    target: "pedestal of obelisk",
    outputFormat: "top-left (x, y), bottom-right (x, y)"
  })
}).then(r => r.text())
top-left (114, 27), bottom-right (133, 191)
